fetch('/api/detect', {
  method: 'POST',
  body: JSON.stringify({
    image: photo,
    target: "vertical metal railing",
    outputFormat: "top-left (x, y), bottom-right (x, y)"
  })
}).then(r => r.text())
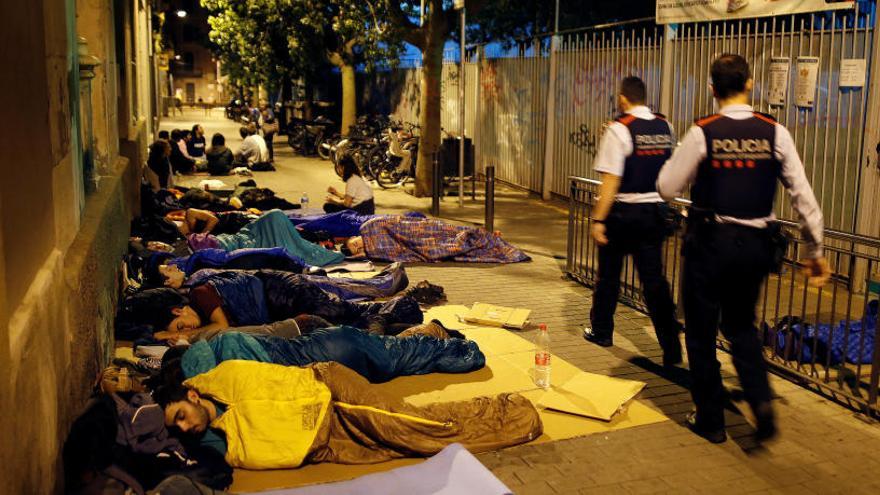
top-left (666, 8), bottom-right (875, 232)
top-left (566, 176), bottom-right (880, 416)
top-left (378, 6), bottom-right (877, 233)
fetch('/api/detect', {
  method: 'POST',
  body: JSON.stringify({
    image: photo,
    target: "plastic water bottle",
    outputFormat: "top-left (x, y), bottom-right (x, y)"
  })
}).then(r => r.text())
top-left (534, 323), bottom-right (551, 389)
top-left (300, 192), bottom-right (309, 210)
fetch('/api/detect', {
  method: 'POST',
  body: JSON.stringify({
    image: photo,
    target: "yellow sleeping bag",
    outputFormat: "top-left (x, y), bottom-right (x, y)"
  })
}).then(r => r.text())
top-left (184, 360), bottom-right (332, 469)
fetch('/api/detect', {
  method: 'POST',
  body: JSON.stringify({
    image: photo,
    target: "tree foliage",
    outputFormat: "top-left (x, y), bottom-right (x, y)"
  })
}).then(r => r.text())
top-left (201, 0), bottom-right (402, 131)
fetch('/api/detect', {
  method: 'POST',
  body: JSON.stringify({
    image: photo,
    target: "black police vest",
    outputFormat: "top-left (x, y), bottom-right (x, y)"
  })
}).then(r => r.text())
top-left (691, 113), bottom-right (781, 219)
top-left (617, 114), bottom-right (674, 194)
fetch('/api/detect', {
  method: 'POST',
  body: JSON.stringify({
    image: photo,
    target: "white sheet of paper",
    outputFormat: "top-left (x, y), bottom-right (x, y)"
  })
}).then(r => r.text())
top-left (795, 57), bottom-right (820, 108)
top-left (840, 59), bottom-right (866, 88)
top-left (768, 57), bottom-right (790, 106)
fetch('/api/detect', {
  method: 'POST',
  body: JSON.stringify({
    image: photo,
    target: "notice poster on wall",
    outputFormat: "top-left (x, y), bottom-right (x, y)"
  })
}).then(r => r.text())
top-left (794, 56), bottom-right (820, 108)
top-left (839, 59), bottom-right (866, 87)
top-left (656, 0), bottom-right (854, 24)
top-left (768, 57), bottom-right (790, 106)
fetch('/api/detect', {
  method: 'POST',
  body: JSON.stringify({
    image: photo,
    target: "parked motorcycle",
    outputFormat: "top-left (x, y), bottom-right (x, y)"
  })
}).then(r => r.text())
top-left (286, 116), bottom-right (336, 156)
top-left (369, 122), bottom-right (420, 188)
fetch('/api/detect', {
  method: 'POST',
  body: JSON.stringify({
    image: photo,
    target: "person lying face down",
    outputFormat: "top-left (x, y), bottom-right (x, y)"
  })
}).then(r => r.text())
top-left (153, 360), bottom-right (542, 470)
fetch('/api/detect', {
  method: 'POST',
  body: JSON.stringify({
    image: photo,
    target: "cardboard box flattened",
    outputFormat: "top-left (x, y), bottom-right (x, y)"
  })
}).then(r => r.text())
top-left (462, 303), bottom-right (532, 329)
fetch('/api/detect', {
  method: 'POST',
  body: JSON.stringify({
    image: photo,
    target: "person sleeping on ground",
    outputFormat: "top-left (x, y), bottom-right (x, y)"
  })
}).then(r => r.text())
top-left (158, 318), bottom-right (481, 383)
top-left (152, 360), bottom-right (542, 469)
top-left (289, 209), bottom-right (425, 239)
top-left (187, 209), bottom-right (345, 267)
top-left (341, 214), bottom-right (531, 263)
top-left (165, 208), bottom-right (257, 236)
top-left (143, 251), bottom-right (408, 301)
top-left (121, 272), bottom-right (422, 340)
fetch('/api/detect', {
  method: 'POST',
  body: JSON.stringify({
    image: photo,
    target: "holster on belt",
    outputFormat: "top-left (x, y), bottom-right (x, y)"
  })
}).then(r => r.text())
top-left (766, 221), bottom-right (790, 274)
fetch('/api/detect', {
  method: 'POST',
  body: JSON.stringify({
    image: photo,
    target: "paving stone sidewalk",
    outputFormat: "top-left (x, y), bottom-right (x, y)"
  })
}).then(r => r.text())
top-left (165, 110), bottom-right (880, 494)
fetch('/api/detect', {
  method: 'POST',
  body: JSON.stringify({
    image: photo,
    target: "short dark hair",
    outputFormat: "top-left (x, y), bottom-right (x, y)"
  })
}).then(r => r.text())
top-left (171, 129), bottom-right (183, 141)
top-left (142, 252), bottom-right (176, 287)
top-left (337, 155), bottom-right (360, 181)
top-left (239, 126), bottom-right (249, 139)
top-left (711, 54), bottom-right (751, 99)
top-left (119, 288), bottom-right (189, 331)
top-left (148, 140), bottom-right (171, 162)
top-left (150, 360), bottom-right (189, 408)
top-left (211, 133), bottom-right (225, 147)
top-left (620, 76), bottom-right (646, 105)
top-left (158, 130), bottom-right (170, 140)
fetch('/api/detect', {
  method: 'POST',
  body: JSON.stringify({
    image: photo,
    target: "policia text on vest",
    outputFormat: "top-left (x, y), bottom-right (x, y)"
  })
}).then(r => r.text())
top-left (656, 54), bottom-right (831, 445)
top-left (584, 76), bottom-right (684, 371)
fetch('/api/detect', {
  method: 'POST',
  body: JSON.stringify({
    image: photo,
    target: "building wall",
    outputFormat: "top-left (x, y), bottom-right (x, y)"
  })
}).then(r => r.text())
top-left (173, 45), bottom-right (223, 104)
top-left (0, 0), bottom-right (150, 492)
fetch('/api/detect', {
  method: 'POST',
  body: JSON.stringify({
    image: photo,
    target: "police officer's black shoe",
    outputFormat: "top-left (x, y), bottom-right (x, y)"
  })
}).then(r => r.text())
top-left (583, 327), bottom-right (613, 347)
top-left (662, 347), bottom-right (683, 368)
top-left (753, 402), bottom-right (777, 443)
top-left (661, 325), bottom-right (684, 368)
top-left (685, 412), bottom-right (727, 444)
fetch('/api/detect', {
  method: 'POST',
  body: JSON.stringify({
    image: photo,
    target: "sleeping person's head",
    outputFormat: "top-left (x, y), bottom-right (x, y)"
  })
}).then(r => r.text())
top-left (121, 288), bottom-right (200, 332)
top-left (143, 254), bottom-right (187, 289)
top-left (342, 236), bottom-right (366, 257)
top-left (152, 354), bottom-right (214, 435)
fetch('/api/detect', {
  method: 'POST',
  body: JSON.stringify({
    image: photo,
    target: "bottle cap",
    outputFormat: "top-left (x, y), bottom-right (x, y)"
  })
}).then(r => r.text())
top-left (538, 323), bottom-right (547, 331)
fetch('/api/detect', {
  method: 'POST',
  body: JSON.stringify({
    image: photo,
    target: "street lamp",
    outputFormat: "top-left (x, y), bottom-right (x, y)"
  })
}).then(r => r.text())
top-left (176, 10), bottom-right (187, 18)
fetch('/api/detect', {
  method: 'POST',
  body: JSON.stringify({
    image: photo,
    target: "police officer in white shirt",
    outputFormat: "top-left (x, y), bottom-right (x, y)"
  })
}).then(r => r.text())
top-left (584, 77), bottom-right (684, 368)
top-left (657, 54), bottom-right (831, 444)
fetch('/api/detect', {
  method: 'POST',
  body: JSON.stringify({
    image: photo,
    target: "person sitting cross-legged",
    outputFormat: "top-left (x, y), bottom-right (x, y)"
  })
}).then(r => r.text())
top-left (324, 155), bottom-right (375, 215)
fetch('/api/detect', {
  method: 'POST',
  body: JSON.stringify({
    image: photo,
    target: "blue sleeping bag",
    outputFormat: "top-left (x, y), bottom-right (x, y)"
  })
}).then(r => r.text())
top-left (775, 300), bottom-right (877, 365)
top-left (182, 328), bottom-right (486, 382)
top-left (171, 247), bottom-right (309, 276)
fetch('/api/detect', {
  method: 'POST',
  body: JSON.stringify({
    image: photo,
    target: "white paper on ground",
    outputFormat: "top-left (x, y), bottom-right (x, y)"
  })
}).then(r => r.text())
top-left (249, 443), bottom-right (511, 495)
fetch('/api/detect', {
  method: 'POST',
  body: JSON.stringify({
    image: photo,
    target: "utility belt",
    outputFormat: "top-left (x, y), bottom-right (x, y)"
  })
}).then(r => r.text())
top-left (684, 207), bottom-right (789, 273)
top-left (609, 201), bottom-right (682, 236)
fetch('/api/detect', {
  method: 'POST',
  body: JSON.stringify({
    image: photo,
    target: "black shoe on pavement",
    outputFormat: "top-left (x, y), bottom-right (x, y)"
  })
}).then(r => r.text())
top-left (753, 402), bottom-right (777, 443)
top-left (685, 411), bottom-right (727, 444)
top-left (662, 337), bottom-right (683, 368)
top-left (583, 327), bottom-right (613, 347)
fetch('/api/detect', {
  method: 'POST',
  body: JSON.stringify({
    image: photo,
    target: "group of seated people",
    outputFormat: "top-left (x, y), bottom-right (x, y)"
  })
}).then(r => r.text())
top-left (63, 175), bottom-right (536, 492)
top-left (145, 123), bottom-right (274, 192)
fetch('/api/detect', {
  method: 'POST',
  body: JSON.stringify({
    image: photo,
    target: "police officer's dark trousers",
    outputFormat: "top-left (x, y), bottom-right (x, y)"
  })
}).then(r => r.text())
top-left (591, 202), bottom-right (680, 348)
top-left (682, 221), bottom-right (773, 430)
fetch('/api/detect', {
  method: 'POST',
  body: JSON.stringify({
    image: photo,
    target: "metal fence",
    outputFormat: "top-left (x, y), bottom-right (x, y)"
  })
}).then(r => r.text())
top-left (378, 5), bottom-right (876, 232)
top-left (567, 176), bottom-right (880, 416)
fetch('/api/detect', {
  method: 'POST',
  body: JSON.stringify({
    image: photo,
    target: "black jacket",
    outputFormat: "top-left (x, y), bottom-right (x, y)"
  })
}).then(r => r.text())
top-left (170, 140), bottom-right (195, 173)
top-left (206, 146), bottom-right (234, 176)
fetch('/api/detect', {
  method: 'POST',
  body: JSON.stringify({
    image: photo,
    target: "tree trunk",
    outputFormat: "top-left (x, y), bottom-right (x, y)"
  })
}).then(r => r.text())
top-left (340, 63), bottom-right (357, 136)
top-left (303, 78), bottom-right (314, 121)
top-left (414, 12), bottom-right (447, 197)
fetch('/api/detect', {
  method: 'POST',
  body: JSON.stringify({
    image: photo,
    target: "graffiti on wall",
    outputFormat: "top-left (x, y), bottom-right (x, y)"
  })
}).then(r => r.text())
top-left (569, 123), bottom-right (599, 156)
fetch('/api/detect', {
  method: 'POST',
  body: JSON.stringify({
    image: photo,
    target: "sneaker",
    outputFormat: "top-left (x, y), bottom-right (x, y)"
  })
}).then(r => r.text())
top-left (685, 411), bottom-right (727, 444)
top-left (583, 327), bottom-right (613, 347)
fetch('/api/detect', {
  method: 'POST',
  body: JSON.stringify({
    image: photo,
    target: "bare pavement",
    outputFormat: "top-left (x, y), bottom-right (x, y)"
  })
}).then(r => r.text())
top-left (165, 109), bottom-right (880, 494)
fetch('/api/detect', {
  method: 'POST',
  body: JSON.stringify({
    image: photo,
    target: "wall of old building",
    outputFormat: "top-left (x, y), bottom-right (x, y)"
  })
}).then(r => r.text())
top-left (0, 0), bottom-right (152, 492)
